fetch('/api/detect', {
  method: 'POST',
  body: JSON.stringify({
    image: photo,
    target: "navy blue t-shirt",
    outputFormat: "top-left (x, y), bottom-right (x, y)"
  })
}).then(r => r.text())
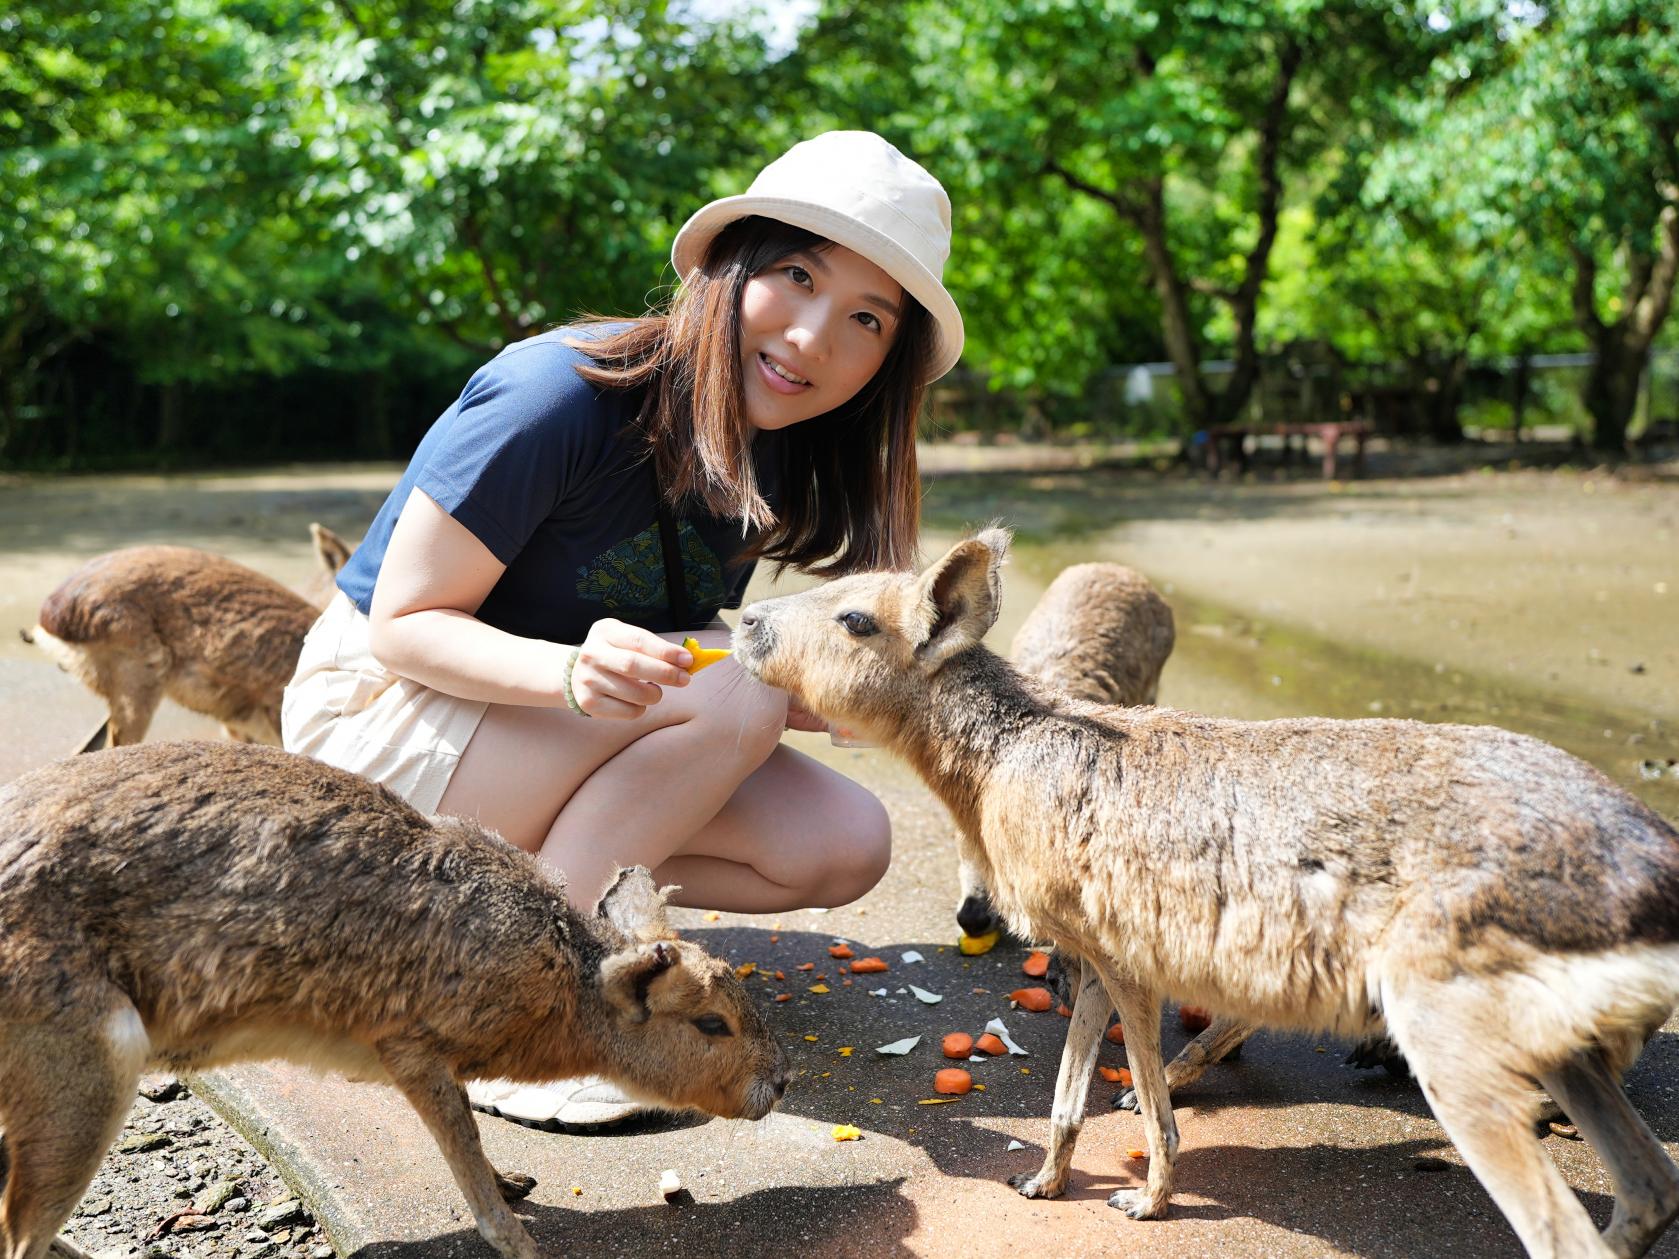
top-left (338, 328), bottom-right (776, 643)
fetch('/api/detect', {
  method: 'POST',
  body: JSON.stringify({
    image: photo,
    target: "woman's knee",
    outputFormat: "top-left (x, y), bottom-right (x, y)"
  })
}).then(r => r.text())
top-left (679, 669), bottom-right (787, 768)
top-left (806, 788), bottom-right (892, 907)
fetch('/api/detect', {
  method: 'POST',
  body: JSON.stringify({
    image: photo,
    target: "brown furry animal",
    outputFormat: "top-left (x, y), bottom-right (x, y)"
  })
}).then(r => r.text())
top-left (21, 525), bottom-right (352, 750)
top-left (957, 562), bottom-right (1175, 940)
top-left (733, 529), bottom-right (1679, 1259)
top-left (0, 741), bottom-right (788, 1259)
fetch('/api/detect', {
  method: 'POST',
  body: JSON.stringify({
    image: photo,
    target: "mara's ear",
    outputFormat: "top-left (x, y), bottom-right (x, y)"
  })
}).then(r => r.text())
top-left (596, 865), bottom-right (677, 941)
top-left (909, 527), bottom-right (1012, 667)
top-left (309, 522), bottom-right (353, 576)
top-left (598, 939), bottom-right (678, 1022)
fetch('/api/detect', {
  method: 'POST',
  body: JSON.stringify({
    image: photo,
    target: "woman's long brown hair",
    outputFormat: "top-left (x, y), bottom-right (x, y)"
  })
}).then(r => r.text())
top-left (567, 216), bottom-right (935, 576)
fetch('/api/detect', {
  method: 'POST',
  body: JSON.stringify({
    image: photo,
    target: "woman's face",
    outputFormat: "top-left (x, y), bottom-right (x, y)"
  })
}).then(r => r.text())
top-left (738, 242), bottom-right (904, 431)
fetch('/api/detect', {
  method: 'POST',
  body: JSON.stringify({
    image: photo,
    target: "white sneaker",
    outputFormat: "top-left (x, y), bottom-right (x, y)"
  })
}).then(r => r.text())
top-left (465, 1076), bottom-right (655, 1132)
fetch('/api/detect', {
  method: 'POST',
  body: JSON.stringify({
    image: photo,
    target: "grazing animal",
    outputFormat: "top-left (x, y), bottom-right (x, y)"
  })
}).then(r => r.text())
top-left (21, 524), bottom-right (352, 750)
top-left (0, 741), bottom-right (789, 1259)
top-left (733, 528), bottom-right (1679, 1258)
top-left (957, 561), bottom-right (1174, 940)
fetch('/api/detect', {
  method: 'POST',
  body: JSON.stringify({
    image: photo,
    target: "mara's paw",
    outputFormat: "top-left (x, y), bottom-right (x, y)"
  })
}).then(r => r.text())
top-left (1008, 1171), bottom-right (1065, 1200)
top-left (495, 1169), bottom-right (537, 1201)
top-left (1111, 1086), bottom-right (1139, 1112)
top-left (1106, 1188), bottom-right (1168, 1220)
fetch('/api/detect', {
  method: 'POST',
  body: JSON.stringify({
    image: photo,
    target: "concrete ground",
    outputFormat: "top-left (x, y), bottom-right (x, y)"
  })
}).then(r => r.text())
top-left (3, 451), bottom-right (1678, 1258)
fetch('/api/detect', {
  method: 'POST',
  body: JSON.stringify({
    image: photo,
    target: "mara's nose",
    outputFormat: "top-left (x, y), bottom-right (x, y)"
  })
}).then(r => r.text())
top-left (739, 607), bottom-right (761, 629)
top-left (771, 1068), bottom-right (790, 1099)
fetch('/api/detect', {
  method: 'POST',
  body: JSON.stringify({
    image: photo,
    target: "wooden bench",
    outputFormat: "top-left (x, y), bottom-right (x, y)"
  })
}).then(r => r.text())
top-left (1200, 420), bottom-right (1372, 480)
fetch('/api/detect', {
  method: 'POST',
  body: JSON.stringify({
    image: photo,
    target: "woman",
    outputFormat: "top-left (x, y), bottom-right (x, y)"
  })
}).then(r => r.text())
top-left (282, 130), bottom-right (964, 1129)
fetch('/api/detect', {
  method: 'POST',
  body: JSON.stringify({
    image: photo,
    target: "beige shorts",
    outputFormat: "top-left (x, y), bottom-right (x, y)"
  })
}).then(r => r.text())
top-left (281, 592), bottom-right (488, 814)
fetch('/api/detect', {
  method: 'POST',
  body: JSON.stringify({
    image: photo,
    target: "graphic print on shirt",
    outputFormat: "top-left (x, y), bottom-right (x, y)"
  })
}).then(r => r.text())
top-left (575, 519), bottom-right (729, 616)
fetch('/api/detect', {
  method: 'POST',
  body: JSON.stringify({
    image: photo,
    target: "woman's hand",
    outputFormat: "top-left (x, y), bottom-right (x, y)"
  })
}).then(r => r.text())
top-left (568, 619), bottom-right (694, 719)
top-left (784, 698), bottom-right (830, 733)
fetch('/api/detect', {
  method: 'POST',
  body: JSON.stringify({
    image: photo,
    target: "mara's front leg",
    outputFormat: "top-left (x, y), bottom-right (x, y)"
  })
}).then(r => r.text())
top-left (1087, 961), bottom-right (1176, 1219)
top-left (1009, 957), bottom-right (1109, 1199)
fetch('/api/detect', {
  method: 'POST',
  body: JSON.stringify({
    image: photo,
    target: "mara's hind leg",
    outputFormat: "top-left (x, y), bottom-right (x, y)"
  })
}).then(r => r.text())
top-left (0, 1006), bottom-right (148, 1259)
top-left (1540, 1048), bottom-right (1679, 1258)
top-left (1009, 958), bottom-right (1110, 1199)
top-left (1384, 982), bottom-right (1610, 1258)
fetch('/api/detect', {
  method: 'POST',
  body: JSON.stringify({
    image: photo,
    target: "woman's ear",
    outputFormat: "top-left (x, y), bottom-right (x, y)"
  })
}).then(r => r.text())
top-left (908, 528), bottom-right (1011, 667)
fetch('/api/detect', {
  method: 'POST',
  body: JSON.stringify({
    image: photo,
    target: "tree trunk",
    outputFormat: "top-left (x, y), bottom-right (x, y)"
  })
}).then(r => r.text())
top-left (1583, 341), bottom-right (1645, 451)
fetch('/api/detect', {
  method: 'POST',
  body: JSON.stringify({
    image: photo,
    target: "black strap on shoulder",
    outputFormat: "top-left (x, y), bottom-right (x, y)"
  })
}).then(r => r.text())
top-left (649, 458), bottom-right (692, 631)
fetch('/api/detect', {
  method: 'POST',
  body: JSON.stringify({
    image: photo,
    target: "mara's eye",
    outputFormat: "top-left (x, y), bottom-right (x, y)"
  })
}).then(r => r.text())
top-left (693, 1014), bottom-right (734, 1038)
top-left (839, 611), bottom-right (878, 637)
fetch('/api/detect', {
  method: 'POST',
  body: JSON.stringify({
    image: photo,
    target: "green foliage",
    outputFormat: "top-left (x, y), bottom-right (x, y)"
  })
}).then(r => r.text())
top-left (4, 0), bottom-right (1676, 464)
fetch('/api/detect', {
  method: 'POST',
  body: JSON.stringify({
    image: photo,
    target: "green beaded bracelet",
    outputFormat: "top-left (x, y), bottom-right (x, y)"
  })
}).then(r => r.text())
top-left (562, 646), bottom-right (589, 717)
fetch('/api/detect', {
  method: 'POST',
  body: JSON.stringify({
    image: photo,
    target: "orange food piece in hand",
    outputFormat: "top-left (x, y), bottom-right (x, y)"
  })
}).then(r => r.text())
top-left (1022, 951), bottom-right (1051, 978)
top-left (1106, 1023), bottom-right (1125, 1045)
top-left (1179, 1005), bottom-right (1213, 1034)
top-left (1010, 987), bottom-right (1053, 1012)
top-left (680, 636), bottom-right (732, 674)
top-left (934, 1068), bottom-right (973, 1095)
top-left (850, 957), bottom-right (889, 973)
top-left (828, 944), bottom-right (854, 959)
top-left (975, 1033), bottom-right (1007, 1056)
top-left (942, 1033), bottom-right (974, 1059)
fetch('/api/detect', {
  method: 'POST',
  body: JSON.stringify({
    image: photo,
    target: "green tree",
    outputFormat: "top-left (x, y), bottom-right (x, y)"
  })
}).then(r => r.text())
top-left (1439, 1), bottom-right (1678, 450)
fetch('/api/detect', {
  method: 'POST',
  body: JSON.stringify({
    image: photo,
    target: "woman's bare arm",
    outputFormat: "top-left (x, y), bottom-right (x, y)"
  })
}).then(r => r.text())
top-left (367, 488), bottom-right (692, 715)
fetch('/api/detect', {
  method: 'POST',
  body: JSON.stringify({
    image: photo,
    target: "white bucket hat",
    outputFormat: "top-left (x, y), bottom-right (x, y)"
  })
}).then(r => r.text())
top-left (670, 131), bottom-right (965, 382)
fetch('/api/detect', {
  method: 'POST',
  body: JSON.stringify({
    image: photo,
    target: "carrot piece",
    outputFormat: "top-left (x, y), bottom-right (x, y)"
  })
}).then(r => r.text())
top-left (934, 1068), bottom-right (973, 1095)
top-left (828, 944), bottom-right (854, 959)
top-left (1106, 1023), bottom-right (1125, 1045)
top-left (773, 970), bottom-right (786, 981)
top-left (975, 1033), bottom-right (1007, 1056)
top-left (680, 636), bottom-right (732, 674)
top-left (1055, 1004), bottom-right (1072, 1018)
top-left (774, 993), bottom-right (791, 1003)
top-left (850, 957), bottom-right (889, 974)
top-left (1126, 1148), bottom-right (1147, 1160)
top-left (1098, 1066), bottom-right (1123, 1083)
top-left (1022, 951), bottom-right (1051, 978)
top-left (838, 965), bottom-right (849, 974)
top-left (1179, 1005), bottom-right (1213, 1034)
top-left (941, 1033), bottom-right (974, 1060)
top-left (796, 962), bottom-right (815, 971)
top-left (1010, 987), bottom-right (1053, 1012)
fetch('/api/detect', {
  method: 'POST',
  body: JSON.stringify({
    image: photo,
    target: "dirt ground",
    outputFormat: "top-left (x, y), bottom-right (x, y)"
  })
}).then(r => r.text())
top-left (2, 442), bottom-right (1677, 1259)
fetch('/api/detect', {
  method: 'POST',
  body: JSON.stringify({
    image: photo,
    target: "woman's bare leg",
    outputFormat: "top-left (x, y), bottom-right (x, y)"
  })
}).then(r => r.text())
top-left (437, 644), bottom-right (890, 911)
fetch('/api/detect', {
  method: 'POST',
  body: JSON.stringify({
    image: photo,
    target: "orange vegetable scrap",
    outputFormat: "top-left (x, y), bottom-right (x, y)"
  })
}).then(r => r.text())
top-left (975, 1033), bottom-right (1007, 1056)
top-left (680, 636), bottom-right (732, 674)
top-left (1106, 1023), bottom-right (1125, 1045)
top-left (797, 962), bottom-right (815, 972)
top-left (842, 978), bottom-right (853, 987)
top-left (1098, 1067), bottom-right (1135, 1087)
top-left (774, 970), bottom-right (786, 981)
top-left (1179, 1005), bottom-right (1213, 1034)
top-left (734, 962), bottom-right (756, 979)
top-left (838, 965), bottom-right (849, 974)
top-left (769, 934), bottom-right (780, 943)
top-left (774, 993), bottom-right (791, 1003)
top-left (1127, 1149), bottom-right (1147, 1160)
top-left (850, 957), bottom-right (889, 974)
top-left (1022, 951), bottom-right (1051, 978)
top-left (934, 1068), bottom-right (973, 1095)
top-left (828, 944), bottom-right (854, 959)
top-left (1055, 1004), bottom-right (1072, 1018)
top-left (941, 1033), bottom-right (974, 1060)
top-left (1010, 987), bottom-right (1054, 1013)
